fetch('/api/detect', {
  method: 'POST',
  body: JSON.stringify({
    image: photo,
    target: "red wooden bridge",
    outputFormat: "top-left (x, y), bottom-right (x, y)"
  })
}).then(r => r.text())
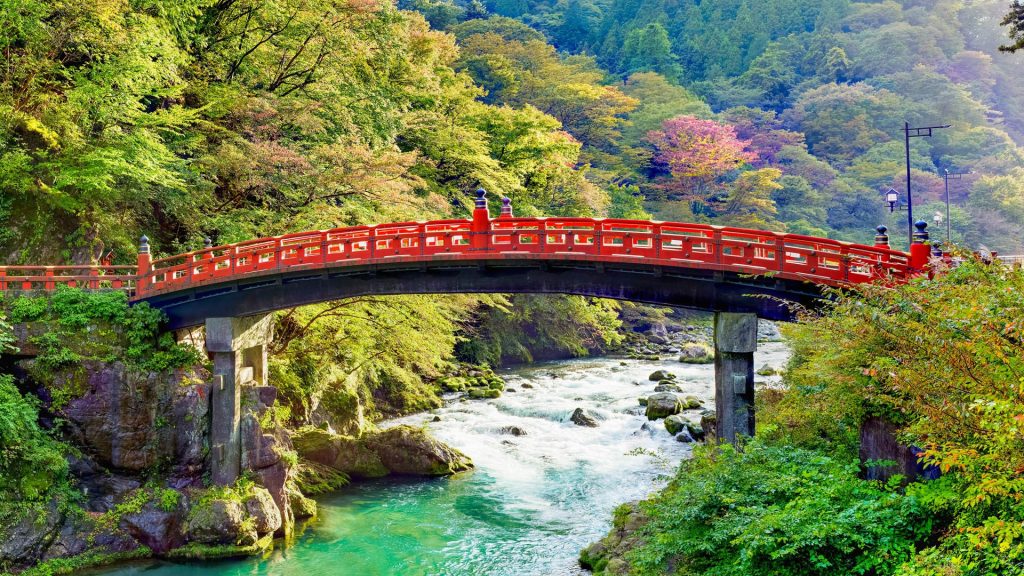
top-left (0, 191), bottom-right (927, 327)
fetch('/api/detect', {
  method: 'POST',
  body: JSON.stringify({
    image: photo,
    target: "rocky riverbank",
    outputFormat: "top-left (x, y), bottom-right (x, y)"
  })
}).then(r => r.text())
top-left (0, 347), bottom-right (476, 575)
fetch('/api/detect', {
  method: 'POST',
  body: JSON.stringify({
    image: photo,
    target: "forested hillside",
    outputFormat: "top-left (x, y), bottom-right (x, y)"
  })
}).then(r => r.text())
top-left (407, 0), bottom-right (1024, 250)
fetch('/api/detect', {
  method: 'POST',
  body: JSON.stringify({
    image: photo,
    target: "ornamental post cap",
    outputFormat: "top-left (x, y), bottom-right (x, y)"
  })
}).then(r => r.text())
top-left (204, 237), bottom-right (213, 248)
top-left (502, 197), bottom-right (511, 206)
top-left (139, 235), bottom-right (150, 254)
top-left (915, 220), bottom-right (928, 232)
top-left (476, 188), bottom-right (487, 199)
top-left (876, 225), bottom-right (888, 234)
top-left (474, 188), bottom-right (488, 209)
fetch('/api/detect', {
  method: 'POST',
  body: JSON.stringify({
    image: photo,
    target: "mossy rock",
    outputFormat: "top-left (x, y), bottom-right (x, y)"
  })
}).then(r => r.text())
top-left (756, 365), bottom-right (780, 376)
top-left (664, 414), bottom-right (687, 435)
top-left (468, 387), bottom-right (501, 399)
top-left (167, 535), bottom-right (273, 560)
top-left (366, 425), bottom-right (473, 476)
top-left (682, 395), bottom-right (702, 410)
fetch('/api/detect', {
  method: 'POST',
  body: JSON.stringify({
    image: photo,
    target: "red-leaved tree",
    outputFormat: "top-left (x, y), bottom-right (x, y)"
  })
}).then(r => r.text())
top-left (647, 116), bottom-right (758, 211)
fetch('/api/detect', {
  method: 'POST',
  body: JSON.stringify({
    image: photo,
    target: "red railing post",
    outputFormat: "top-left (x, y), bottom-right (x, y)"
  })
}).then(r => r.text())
top-left (909, 221), bottom-right (931, 273)
top-left (137, 235), bottom-right (152, 296)
top-left (89, 269), bottom-right (99, 289)
top-left (44, 267), bottom-right (54, 290)
top-left (0, 269), bottom-right (5, 291)
top-left (471, 188), bottom-right (491, 251)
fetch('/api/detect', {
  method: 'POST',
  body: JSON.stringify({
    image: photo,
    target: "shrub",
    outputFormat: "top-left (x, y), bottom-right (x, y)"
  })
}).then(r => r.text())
top-left (628, 440), bottom-right (929, 576)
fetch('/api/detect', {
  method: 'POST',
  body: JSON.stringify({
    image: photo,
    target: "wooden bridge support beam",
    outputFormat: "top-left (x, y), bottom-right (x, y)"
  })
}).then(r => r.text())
top-left (206, 314), bottom-right (273, 486)
top-left (714, 312), bottom-right (757, 444)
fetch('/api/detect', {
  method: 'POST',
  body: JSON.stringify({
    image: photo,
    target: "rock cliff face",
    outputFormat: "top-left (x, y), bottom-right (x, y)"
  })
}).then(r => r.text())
top-left (56, 361), bottom-right (209, 482)
top-left (0, 357), bottom-right (301, 573)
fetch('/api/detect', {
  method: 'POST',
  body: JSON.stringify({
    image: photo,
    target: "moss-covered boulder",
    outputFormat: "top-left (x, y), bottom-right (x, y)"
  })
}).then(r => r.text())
top-left (366, 426), bottom-right (473, 476)
top-left (292, 427), bottom-right (388, 479)
top-left (682, 395), bottom-right (703, 410)
top-left (292, 425), bottom-right (472, 481)
top-left (648, 370), bottom-right (674, 382)
top-left (645, 392), bottom-right (682, 420)
top-left (243, 487), bottom-right (282, 536)
top-left (664, 415), bottom-right (687, 435)
top-left (185, 498), bottom-right (253, 547)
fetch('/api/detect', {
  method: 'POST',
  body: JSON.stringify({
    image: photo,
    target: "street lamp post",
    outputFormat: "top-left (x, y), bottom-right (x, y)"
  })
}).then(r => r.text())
top-left (942, 168), bottom-right (971, 245)
top-left (903, 122), bottom-right (950, 247)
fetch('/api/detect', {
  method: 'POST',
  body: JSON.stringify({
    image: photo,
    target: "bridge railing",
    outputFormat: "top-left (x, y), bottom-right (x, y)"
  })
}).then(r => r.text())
top-left (0, 265), bottom-right (137, 292)
top-left (135, 217), bottom-right (912, 298)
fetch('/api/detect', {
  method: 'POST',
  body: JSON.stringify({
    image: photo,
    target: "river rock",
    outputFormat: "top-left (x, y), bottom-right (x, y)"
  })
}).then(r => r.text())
top-left (637, 397), bottom-right (648, 406)
top-left (682, 395), bottom-right (702, 410)
top-left (756, 365), bottom-right (780, 376)
top-left (678, 343), bottom-right (713, 364)
top-left (499, 425), bottom-right (528, 436)
top-left (366, 425), bottom-right (474, 476)
top-left (685, 422), bottom-right (706, 441)
top-left (653, 382), bottom-right (682, 393)
top-left (645, 392), bottom-right (681, 420)
top-left (664, 414), bottom-right (687, 435)
top-left (570, 408), bottom-right (599, 427)
top-left (244, 487), bottom-right (283, 535)
top-left (521, 383), bottom-right (533, 389)
top-left (648, 370), bottom-right (674, 382)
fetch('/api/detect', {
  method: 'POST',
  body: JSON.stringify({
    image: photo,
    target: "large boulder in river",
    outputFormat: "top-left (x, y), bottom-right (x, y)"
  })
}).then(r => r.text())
top-left (570, 408), bottom-right (599, 427)
top-left (648, 370), bottom-right (674, 382)
top-left (645, 392), bottom-right (682, 420)
top-left (366, 425), bottom-right (473, 476)
top-left (292, 427), bottom-right (388, 479)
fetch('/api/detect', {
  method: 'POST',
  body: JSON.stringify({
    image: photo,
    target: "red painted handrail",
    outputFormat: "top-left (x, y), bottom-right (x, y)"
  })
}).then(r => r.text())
top-left (0, 218), bottom-right (913, 299)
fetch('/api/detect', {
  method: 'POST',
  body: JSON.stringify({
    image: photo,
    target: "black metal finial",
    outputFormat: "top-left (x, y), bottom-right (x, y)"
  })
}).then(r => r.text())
top-left (874, 225), bottom-right (889, 246)
top-left (502, 197), bottom-right (511, 207)
top-left (913, 220), bottom-right (929, 244)
top-left (500, 196), bottom-right (513, 217)
top-left (139, 235), bottom-right (150, 254)
top-left (204, 237), bottom-right (213, 249)
top-left (475, 188), bottom-right (488, 209)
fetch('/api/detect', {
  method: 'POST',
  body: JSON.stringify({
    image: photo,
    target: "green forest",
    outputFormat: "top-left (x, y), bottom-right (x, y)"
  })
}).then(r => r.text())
top-left (3, 0), bottom-right (1024, 574)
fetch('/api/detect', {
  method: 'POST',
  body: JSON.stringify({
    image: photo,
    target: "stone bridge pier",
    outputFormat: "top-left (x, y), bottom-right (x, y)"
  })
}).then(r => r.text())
top-left (205, 314), bottom-right (273, 485)
top-left (714, 312), bottom-right (758, 443)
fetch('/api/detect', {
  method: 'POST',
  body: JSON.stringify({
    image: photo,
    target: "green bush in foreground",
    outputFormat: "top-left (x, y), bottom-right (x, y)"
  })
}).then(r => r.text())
top-left (629, 439), bottom-right (929, 576)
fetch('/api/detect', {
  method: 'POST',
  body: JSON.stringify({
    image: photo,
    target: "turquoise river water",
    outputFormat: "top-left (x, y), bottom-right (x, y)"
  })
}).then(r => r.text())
top-left (92, 343), bottom-right (789, 576)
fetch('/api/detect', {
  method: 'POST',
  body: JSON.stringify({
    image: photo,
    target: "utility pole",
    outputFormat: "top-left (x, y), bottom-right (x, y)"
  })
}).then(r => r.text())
top-left (903, 122), bottom-right (950, 248)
